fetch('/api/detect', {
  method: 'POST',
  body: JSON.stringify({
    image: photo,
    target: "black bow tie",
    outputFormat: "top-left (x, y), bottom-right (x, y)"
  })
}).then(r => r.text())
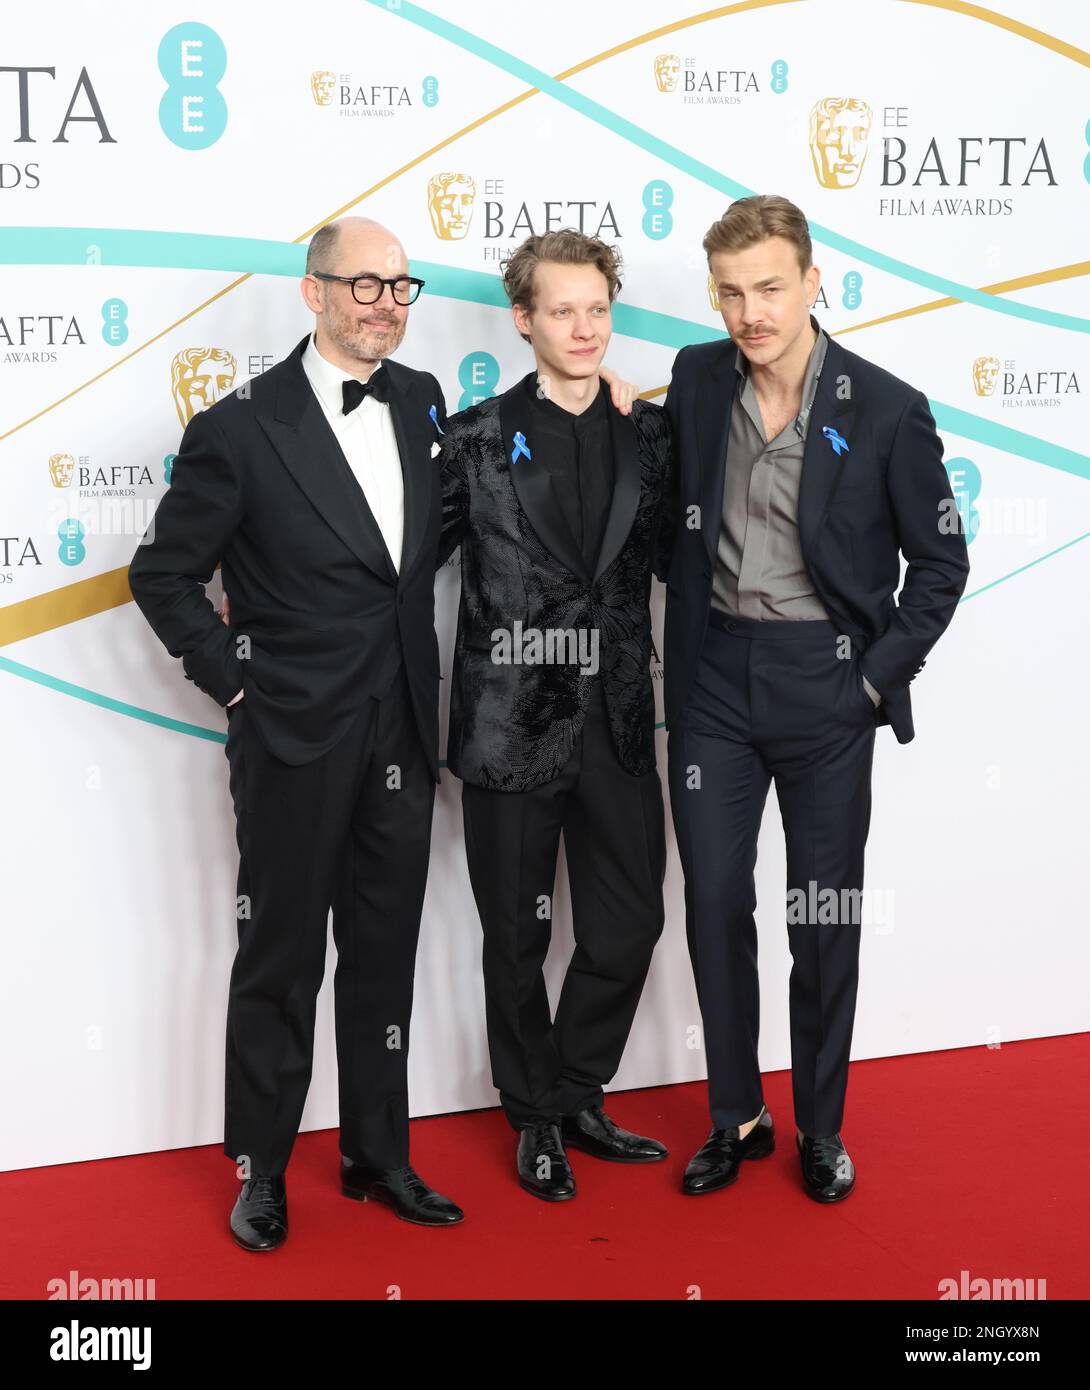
top-left (342, 372), bottom-right (389, 413)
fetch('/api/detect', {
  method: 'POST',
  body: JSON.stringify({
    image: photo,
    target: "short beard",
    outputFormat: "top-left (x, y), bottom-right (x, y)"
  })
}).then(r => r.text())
top-left (326, 301), bottom-right (406, 363)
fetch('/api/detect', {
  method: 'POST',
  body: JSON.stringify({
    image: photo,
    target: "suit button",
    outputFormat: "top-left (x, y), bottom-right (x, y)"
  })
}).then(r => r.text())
top-left (398, 595), bottom-right (405, 606)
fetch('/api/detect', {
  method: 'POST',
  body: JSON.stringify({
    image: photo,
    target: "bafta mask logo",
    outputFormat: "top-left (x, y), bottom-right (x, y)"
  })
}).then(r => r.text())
top-left (427, 172), bottom-right (477, 240)
top-left (972, 355), bottom-right (1000, 397)
top-left (654, 54), bottom-right (681, 93)
top-left (310, 70), bottom-right (336, 107)
top-left (809, 97), bottom-right (873, 188)
top-left (707, 273), bottom-right (720, 312)
top-left (170, 348), bottom-right (237, 428)
top-left (48, 453), bottom-right (75, 488)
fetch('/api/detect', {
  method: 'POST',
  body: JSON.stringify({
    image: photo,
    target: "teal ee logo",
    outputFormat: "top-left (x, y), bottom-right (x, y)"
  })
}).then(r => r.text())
top-left (458, 352), bottom-right (499, 409)
top-left (422, 76), bottom-right (439, 108)
top-left (158, 23), bottom-right (227, 150)
top-left (642, 181), bottom-right (673, 239)
top-left (101, 298), bottom-right (128, 346)
top-left (1084, 117), bottom-right (1090, 183)
top-left (842, 270), bottom-right (862, 310)
top-left (57, 517), bottom-right (86, 565)
top-left (945, 457), bottom-right (981, 544)
top-left (164, 453), bottom-right (176, 485)
top-left (770, 59), bottom-right (788, 95)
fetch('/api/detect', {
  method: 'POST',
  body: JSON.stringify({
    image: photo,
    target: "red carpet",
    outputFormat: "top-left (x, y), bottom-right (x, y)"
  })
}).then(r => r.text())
top-left (3, 1035), bottom-right (1086, 1301)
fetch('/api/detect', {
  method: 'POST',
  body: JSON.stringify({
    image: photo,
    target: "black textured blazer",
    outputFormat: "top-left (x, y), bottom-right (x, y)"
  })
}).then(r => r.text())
top-left (437, 372), bottom-right (674, 791)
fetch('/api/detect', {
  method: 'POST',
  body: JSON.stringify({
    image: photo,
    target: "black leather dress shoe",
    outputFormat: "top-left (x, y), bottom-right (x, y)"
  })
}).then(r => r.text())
top-left (560, 1106), bottom-right (668, 1163)
top-left (796, 1132), bottom-right (855, 1203)
top-left (682, 1105), bottom-right (775, 1195)
top-left (340, 1158), bottom-right (464, 1225)
top-left (230, 1174), bottom-right (288, 1251)
top-left (516, 1122), bottom-right (576, 1201)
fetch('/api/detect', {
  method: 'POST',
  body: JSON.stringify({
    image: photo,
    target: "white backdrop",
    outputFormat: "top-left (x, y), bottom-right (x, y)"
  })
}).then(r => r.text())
top-left (1, 0), bottom-right (1088, 1171)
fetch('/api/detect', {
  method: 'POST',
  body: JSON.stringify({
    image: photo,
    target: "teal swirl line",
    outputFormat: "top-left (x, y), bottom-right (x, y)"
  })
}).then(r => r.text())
top-left (367, 0), bottom-right (1090, 335)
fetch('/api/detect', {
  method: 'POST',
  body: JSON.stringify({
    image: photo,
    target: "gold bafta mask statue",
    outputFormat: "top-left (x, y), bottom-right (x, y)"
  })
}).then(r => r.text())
top-left (311, 71), bottom-right (336, 107)
top-left (427, 172), bottom-right (477, 240)
top-left (654, 54), bottom-right (681, 93)
top-left (170, 348), bottom-right (238, 428)
top-left (972, 355), bottom-right (1000, 397)
top-left (48, 453), bottom-right (75, 487)
top-left (707, 272), bottom-right (720, 312)
top-left (809, 97), bottom-right (872, 188)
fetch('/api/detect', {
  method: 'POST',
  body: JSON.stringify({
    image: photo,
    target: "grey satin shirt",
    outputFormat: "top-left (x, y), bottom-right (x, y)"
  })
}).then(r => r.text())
top-left (710, 316), bottom-right (882, 704)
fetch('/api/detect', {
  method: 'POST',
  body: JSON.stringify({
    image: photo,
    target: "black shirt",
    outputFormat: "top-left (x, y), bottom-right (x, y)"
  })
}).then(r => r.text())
top-left (521, 371), bottom-right (615, 574)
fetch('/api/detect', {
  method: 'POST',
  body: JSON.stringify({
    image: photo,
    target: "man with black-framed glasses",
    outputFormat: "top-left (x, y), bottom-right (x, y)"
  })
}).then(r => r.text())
top-left (129, 216), bottom-right (464, 1251)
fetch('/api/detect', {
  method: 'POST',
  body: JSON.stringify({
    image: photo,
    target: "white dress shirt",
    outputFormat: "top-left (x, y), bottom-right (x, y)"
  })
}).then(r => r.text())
top-left (226, 333), bottom-right (404, 706)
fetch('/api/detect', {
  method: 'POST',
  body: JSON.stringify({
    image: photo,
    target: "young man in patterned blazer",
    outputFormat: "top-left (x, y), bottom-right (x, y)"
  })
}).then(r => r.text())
top-left (437, 230), bottom-right (677, 1201)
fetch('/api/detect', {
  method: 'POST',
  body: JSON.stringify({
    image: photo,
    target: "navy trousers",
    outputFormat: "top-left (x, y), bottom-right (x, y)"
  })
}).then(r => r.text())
top-left (667, 610), bottom-right (877, 1137)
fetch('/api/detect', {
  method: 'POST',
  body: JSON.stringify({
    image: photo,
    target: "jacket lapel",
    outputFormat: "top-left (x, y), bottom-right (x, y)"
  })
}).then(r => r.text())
top-left (798, 335), bottom-right (859, 560)
top-left (498, 379), bottom-right (591, 583)
top-left (383, 359), bottom-right (431, 582)
top-left (593, 398), bottom-right (642, 582)
top-left (256, 337), bottom-right (395, 584)
top-left (694, 340), bottom-right (737, 570)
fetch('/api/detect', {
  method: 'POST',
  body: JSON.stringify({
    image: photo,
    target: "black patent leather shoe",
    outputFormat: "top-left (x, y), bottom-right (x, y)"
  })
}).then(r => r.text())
top-left (682, 1105), bottom-right (775, 1195)
top-left (516, 1122), bottom-right (576, 1201)
top-left (796, 1131), bottom-right (855, 1202)
top-left (560, 1105), bottom-right (668, 1163)
top-left (230, 1174), bottom-right (288, 1251)
top-left (340, 1158), bottom-right (464, 1225)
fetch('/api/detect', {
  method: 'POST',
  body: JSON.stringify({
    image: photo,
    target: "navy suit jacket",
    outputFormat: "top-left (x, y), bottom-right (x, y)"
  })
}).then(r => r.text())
top-left (661, 333), bottom-right (970, 744)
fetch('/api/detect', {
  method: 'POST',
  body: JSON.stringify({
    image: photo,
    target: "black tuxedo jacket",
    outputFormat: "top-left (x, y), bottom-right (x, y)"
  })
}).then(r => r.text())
top-left (128, 334), bottom-right (449, 772)
top-left (662, 334), bottom-right (970, 744)
top-left (437, 373), bottom-right (674, 791)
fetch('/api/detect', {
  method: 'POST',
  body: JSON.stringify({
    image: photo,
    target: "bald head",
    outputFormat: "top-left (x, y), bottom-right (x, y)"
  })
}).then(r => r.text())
top-left (305, 216), bottom-right (407, 278)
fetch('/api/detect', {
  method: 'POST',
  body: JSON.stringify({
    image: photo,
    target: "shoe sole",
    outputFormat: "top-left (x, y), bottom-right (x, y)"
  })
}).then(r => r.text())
top-left (341, 1183), bottom-right (464, 1225)
top-left (682, 1134), bottom-right (776, 1195)
top-left (518, 1175), bottom-right (577, 1202)
top-left (230, 1227), bottom-right (286, 1252)
top-left (801, 1179), bottom-right (856, 1204)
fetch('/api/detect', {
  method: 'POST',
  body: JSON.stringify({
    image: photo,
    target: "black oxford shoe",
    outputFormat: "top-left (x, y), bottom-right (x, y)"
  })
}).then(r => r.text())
top-left (230, 1174), bottom-right (288, 1251)
top-left (796, 1132), bottom-right (855, 1203)
top-left (340, 1158), bottom-right (464, 1225)
top-left (561, 1105), bottom-right (668, 1163)
top-left (682, 1105), bottom-right (775, 1195)
top-left (517, 1122), bottom-right (576, 1201)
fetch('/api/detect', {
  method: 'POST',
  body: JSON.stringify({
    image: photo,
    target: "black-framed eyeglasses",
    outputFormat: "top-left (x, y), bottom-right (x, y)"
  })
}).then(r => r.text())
top-left (311, 272), bottom-right (425, 305)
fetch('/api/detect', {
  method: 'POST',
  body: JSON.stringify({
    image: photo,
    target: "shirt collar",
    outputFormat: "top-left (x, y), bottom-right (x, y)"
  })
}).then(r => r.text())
top-left (301, 332), bottom-right (386, 415)
top-left (523, 369), bottom-right (607, 428)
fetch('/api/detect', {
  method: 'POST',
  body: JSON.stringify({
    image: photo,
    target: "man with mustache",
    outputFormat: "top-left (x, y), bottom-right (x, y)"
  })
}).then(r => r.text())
top-left (129, 216), bottom-right (465, 1249)
top-left (661, 195), bottom-right (970, 1203)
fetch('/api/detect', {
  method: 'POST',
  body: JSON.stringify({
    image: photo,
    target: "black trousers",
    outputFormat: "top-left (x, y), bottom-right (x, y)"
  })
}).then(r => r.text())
top-left (667, 612), bottom-right (877, 1138)
top-left (222, 662), bottom-right (435, 1176)
top-left (460, 677), bottom-right (667, 1129)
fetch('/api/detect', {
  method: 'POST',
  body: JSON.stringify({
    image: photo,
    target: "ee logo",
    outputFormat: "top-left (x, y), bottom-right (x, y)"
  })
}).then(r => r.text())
top-left (101, 299), bottom-right (128, 346)
top-left (642, 181), bottom-right (673, 240)
top-left (58, 518), bottom-right (86, 566)
top-left (458, 352), bottom-right (499, 409)
top-left (158, 23), bottom-right (227, 150)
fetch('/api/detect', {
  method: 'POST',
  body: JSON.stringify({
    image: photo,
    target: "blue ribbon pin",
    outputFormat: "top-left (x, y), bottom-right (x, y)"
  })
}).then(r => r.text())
top-left (428, 404), bottom-right (444, 436)
top-left (823, 425), bottom-right (849, 457)
top-left (511, 430), bottom-right (531, 464)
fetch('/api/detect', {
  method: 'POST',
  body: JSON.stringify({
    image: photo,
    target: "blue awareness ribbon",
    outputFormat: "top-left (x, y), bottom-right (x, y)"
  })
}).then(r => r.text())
top-left (428, 403), bottom-right (444, 435)
top-left (822, 425), bottom-right (849, 457)
top-left (511, 430), bottom-right (531, 464)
